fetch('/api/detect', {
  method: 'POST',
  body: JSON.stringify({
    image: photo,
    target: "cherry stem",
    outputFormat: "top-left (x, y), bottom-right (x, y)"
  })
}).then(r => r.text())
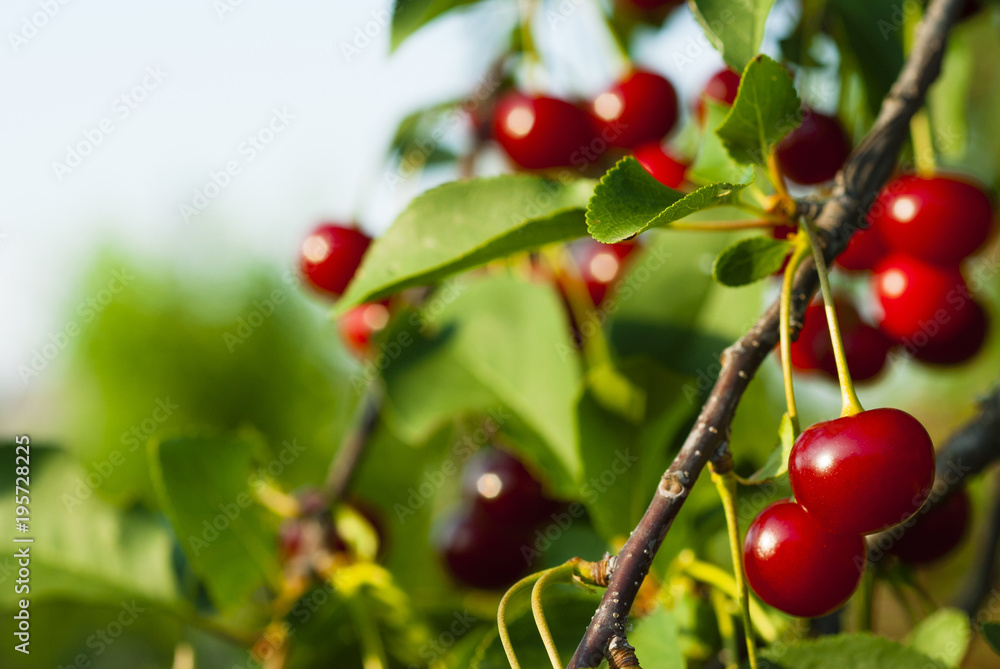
top-left (766, 152), bottom-right (795, 214)
top-left (904, 5), bottom-right (937, 177)
top-left (910, 110), bottom-right (937, 177)
top-left (711, 471), bottom-right (761, 669)
top-left (857, 568), bottom-right (876, 633)
top-left (671, 219), bottom-right (782, 232)
top-left (531, 562), bottom-right (577, 669)
top-left (498, 572), bottom-right (540, 669)
top-left (779, 235), bottom-right (812, 436)
top-left (678, 555), bottom-right (778, 643)
top-left (709, 588), bottom-right (739, 669)
top-left (799, 217), bottom-right (865, 417)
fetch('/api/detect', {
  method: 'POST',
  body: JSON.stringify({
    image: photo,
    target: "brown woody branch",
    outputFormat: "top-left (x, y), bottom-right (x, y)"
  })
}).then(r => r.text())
top-left (567, 0), bottom-right (966, 664)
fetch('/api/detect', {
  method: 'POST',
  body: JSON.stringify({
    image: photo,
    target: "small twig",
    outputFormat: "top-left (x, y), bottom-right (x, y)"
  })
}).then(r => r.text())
top-left (324, 386), bottom-right (382, 502)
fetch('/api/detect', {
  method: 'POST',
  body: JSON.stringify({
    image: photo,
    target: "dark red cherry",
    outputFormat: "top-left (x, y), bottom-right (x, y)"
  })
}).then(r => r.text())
top-left (339, 301), bottom-right (391, 357)
top-left (775, 109), bottom-right (851, 185)
top-left (890, 488), bottom-right (971, 565)
top-left (695, 68), bottom-right (741, 122)
top-left (591, 69), bottom-right (679, 149)
top-left (870, 174), bottom-right (993, 266)
top-left (575, 239), bottom-right (639, 306)
top-left (743, 500), bottom-right (867, 617)
top-left (873, 253), bottom-right (976, 344)
top-left (789, 408), bottom-right (936, 535)
top-left (300, 224), bottom-right (371, 298)
top-left (633, 142), bottom-right (686, 188)
top-left (492, 92), bottom-right (595, 170)
top-left (790, 300), bottom-right (891, 382)
top-left (910, 299), bottom-right (989, 366)
top-left (434, 507), bottom-right (532, 589)
top-left (461, 449), bottom-right (555, 525)
top-left (837, 222), bottom-right (888, 272)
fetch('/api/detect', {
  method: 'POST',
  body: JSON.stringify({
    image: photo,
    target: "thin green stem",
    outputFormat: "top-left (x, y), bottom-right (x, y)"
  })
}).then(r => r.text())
top-left (671, 219), bottom-right (780, 232)
top-left (531, 563), bottom-right (577, 669)
top-left (680, 559), bottom-right (778, 643)
top-left (498, 572), bottom-right (541, 669)
top-left (857, 568), bottom-right (876, 633)
top-left (887, 579), bottom-right (919, 626)
top-left (779, 236), bottom-right (812, 436)
top-left (910, 111), bottom-right (936, 176)
top-left (710, 588), bottom-right (739, 669)
top-left (712, 472), bottom-right (760, 669)
top-left (799, 217), bottom-right (864, 417)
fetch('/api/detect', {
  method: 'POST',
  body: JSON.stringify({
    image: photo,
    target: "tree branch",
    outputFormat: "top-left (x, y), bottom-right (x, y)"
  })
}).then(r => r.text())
top-left (324, 386), bottom-right (382, 502)
top-left (567, 0), bottom-right (965, 664)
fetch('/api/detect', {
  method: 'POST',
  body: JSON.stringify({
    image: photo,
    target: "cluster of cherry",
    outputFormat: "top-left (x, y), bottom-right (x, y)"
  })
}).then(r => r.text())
top-left (745, 407), bottom-right (975, 619)
top-left (788, 173), bottom-right (994, 383)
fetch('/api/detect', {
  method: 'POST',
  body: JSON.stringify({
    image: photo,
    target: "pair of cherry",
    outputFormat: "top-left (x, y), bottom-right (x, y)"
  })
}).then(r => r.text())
top-left (838, 174), bottom-right (994, 365)
top-left (492, 69), bottom-right (680, 178)
top-left (299, 223), bottom-right (393, 356)
top-left (744, 408), bottom-right (940, 617)
top-left (434, 449), bottom-right (560, 589)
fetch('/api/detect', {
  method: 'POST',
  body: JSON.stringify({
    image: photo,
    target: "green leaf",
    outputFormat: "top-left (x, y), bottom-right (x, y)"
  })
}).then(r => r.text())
top-left (0, 443), bottom-right (179, 607)
top-left (630, 609), bottom-right (685, 669)
top-left (828, 0), bottom-right (904, 117)
top-left (150, 434), bottom-right (281, 612)
top-left (338, 175), bottom-right (594, 311)
top-left (745, 412), bottom-right (795, 483)
top-left (712, 236), bottom-right (792, 286)
top-left (690, 101), bottom-right (755, 185)
top-left (717, 55), bottom-right (802, 168)
top-left (982, 621), bottom-right (1000, 655)
top-left (390, 0), bottom-right (485, 50)
top-left (383, 276), bottom-right (582, 491)
top-left (586, 157), bottom-right (750, 243)
top-left (906, 608), bottom-right (971, 667)
top-left (690, 0), bottom-right (776, 72)
top-left (758, 634), bottom-right (947, 668)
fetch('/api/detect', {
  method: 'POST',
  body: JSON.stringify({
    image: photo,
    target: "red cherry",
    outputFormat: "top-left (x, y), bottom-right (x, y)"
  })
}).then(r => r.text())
top-left (434, 507), bottom-right (532, 589)
top-left (743, 500), bottom-right (867, 617)
top-left (695, 68), bottom-right (741, 122)
top-left (910, 299), bottom-right (989, 366)
top-left (870, 174), bottom-right (993, 266)
top-left (789, 408), bottom-right (936, 535)
top-left (890, 488), bottom-right (971, 565)
top-left (775, 109), bottom-right (851, 185)
top-left (300, 224), bottom-right (371, 298)
top-left (633, 142), bottom-right (686, 188)
top-left (873, 253), bottom-right (976, 344)
top-left (790, 300), bottom-right (891, 382)
top-left (836, 222), bottom-right (888, 272)
top-left (791, 298), bottom-right (892, 382)
top-left (575, 239), bottom-right (639, 305)
top-left (591, 69), bottom-right (679, 149)
top-left (339, 301), bottom-right (391, 357)
top-left (461, 449), bottom-right (556, 525)
top-left (492, 92), bottom-right (594, 170)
